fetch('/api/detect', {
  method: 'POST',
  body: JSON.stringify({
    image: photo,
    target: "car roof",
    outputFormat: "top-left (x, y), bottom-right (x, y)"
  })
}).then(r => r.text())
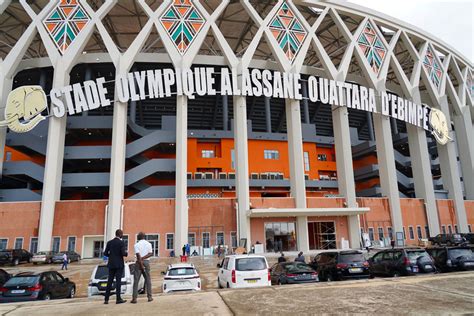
top-left (15, 272), bottom-right (42, 276)
top-left (339, 250), bottom-right (363, 255)
top-left (224, 255), bottom-right (266, 259)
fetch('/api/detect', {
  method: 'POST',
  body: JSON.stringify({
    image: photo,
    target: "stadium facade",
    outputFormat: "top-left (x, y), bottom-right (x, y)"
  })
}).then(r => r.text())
top-left (0, 0), bottom-right (473, 258)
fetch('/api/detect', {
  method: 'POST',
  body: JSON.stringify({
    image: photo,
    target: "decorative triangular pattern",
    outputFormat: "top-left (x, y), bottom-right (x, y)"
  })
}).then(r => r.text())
top-left (43, 0), bottom-right (90, 54)
top-left (268, 1), bottom-right (307, 63)
top-left (160, 0), bottom-right (206, 55)
top-left (423, 46), bottom-right (443, 89)
top-left (357, 21), bottom-right (387, 74)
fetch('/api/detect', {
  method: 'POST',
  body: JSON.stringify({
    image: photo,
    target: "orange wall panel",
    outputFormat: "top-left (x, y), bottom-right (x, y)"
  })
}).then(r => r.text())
top-left (0, 202), bottom-right (40, 250)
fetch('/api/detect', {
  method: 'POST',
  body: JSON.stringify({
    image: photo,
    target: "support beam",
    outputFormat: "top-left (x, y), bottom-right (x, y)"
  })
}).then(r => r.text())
top-left (437, 96), bottom-right (469, 233)
top-left (222, 94), bottom-right (229, 131)
top-left (453, 106), bottom-right (474, 200)
top-left (332, 105), bottom-right (360, 248)
top-left (38, 67), bottom-right (69, 251)
top-left (373, 110), bottom-right (404, 236)
top-left (233, 95), bottom-right (251, 250)
top-left (264, 97), bottom-right (272, 133)
top-left (302, 80), bottom-right (310, 124)
top-left (286, 99), bottom-right (308, 252)
top-left (366, 112), bottom-right (375, 141)
top-left (175, 95), bottom-right (188, 254)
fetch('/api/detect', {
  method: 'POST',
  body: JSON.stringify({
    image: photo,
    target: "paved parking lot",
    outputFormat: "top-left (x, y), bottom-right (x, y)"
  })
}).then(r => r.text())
top-left (0, 271), bottom-right (473, 315)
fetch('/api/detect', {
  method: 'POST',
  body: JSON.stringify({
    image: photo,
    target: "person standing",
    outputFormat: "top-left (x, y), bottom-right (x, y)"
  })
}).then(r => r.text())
top-left (61, 252), bottom-right (68, 270)
top-left (131, 232), bottom-right (153, 304)
top-left (182, 244), bottom-right (186, 257)
top-left (185, 244), bottom-right (190, 256)
top-left (295, 252), bottom-right (305, 263)
top-left (104, 229), bottom-right (128, 305)
top-left (278, 252), bottom-right (287, 263)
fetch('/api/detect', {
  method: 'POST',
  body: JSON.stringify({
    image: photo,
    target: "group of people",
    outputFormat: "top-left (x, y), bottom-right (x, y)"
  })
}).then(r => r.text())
top-left (278, 251), bottom-right (306, 263)
top-left (103, 229), bottom-right (153, 304)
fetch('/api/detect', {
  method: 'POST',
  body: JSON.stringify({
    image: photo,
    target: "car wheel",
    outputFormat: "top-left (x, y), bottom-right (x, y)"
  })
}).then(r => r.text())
top-left (277, 279), bottom-right (282, 285)
top-left (13, 258), bottom-right (19, 266)
top-left (369, 273), bottom-right (375, 279)
top-left (226, 282), bottom-right (230, 289)
top-left (326, 274), bottom-right (333, 282)
top-left (43, 293), bottom-right (51, 300)
top-left (218, 278), bottom-right (223, 289)
top-left (392, 272), bottom-right (400, 278)
top-left (68, 287), bottom-right (75, 298)
top-left (28, 257), bottom-right (32, 263)
top-left (47, 259), bottom-right (52, 264)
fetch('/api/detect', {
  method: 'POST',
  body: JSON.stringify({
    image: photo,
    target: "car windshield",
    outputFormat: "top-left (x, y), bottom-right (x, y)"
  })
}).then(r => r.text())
top-left (235, 258), bottom-right (267, 271)
top-left (449, 249), bottom-right (473, 259)
top-left (4, 276), bottom-right (39, 287)
top-left (407, 250), bottom-right (430, 262)
top-left (339, 253), bottom-right (365, 263)
top-left (453, 234), bottom-right (462, 240)
top-left (94, 266), bottom-right (125, 280)
top-left (283, 263), bottom-right (313, 273)
top-left (168, 268), bottom-right (196, 276)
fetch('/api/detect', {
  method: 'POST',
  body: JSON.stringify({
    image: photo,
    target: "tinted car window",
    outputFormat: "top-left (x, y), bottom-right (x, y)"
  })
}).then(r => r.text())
top-left (168, 268), bottom-right (196, 276)
top-left (406, 250), bottom-right (430, 263)
top-left (235, 258), bottom-right (267, 271)
top-left (95, 266), bottom-right (125, 280)
top-left (5, 276), bottom-right (39, 287)
top-left (339, 253), bottom-right (365, 263)
top-left (448, 248), bottom-right (473, 259)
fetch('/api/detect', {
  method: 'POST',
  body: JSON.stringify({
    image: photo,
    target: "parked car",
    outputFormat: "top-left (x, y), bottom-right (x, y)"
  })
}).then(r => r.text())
top-left (461, 233), bottom-right (474, 245)
top-left (428, 234), bottom-right (466, 246)
top-left (0, 271), bottom-right (75, 303)
top-left (426, 247), bottom-right (474, 272)
top-left (52, 251), bottom-right (81, 263)
top-left (88, 262), bottom-right (144, 297)
top-left (368, 248), bottom-right (436, 277)
top-left (162, 263), bottom-right (201, 293)
top-left (217, 255), bottom-right (271, 289)
top-left (0, 249), bottom-right (32, 266)
top-left (32, 251), bottom-right (58, 265)
top-left (310, 250), bottom-right (369, 281)
top-left (269, 262), bottom-right (318, 285)
top-left (0, 269), bottom-right (11, 287)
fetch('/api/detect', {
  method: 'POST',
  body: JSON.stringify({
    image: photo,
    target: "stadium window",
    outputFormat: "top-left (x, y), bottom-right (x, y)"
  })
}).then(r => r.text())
top-left (166, 234), bottom-right (174, 250)
top-left (303, 152), bottom-right (310, 171)
top-left (231, 149), bottom-right (235, 170)
top-left (317, 154), bottom-right (327, 161)
top-left (30, 237), bottom-right (38, 254)
top-left (201, 150), bottom-right (215, 158)
top-left (5, 151), bottom-right (12, 161)
top-left (403, 227), bottom-right (406, 240)
top-left (67, 237), bottom-right (76, 252)
top-left (469, 225), bottom-right (472, 233)
top-left (216, 232), bottom-right (224, 246)
top-left (202, 232), bottom-right (210, 248)
top-left (52, 237), bottom-right (60, 253)
top-left (441, 225), bottom-right (446, 234)
top-left (408, 226), bottom-right (415, 240)
top-left (454, 225), bottom-right (459, 234)
top-left (425, 226), bottom-right (430, 238)
top-left (368, 227), bottom-right (374, 241)
top-left (0, 239), bottom-right (7, 250)
top-left (387, 227), bottom-right (393, 240)
top-left (14, 237), bottom-right (23, 249)
top-left (378, 227), bottom-right (384, 240)
top-left (264, 150), bottom-right (279, 160)
top-left (188, 233), bottom-right (196, 246)
top-left (448, 225), bottom-right (452, 234)
top-left (416, 226), bottom-right (423, 239)
top-left (231, 232), bottom-right (237, 248)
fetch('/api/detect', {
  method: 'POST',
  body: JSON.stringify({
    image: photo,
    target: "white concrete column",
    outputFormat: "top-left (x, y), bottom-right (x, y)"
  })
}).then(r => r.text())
top-left (406, 91), bottom-right (440, 237)
top-left (373, 111), bottom-right (404, 235)
top-left (453, 106), bottom-right (474, 200)
top-left (332, 105), bottom-right (360, 248)
top-left (175, 95), bottom-right (188, 254)
top-left (437, 96), bottom-right (469, 232)
top-left (0, 76), bottom-right (13, 178)
top-left (233, 95), bottom-right (251, 250)
top-left (285, 99), bottom-right (309, 252)
top-left (38, 67), bottom-right (69, 251)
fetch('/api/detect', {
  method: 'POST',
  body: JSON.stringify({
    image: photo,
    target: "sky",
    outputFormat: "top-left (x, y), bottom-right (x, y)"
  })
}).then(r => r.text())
top-left (347, 0), bottom-right (474, 62)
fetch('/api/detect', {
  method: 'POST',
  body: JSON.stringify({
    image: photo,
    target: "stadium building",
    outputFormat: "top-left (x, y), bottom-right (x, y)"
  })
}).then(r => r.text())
top-left (0, 0), bottom-right (472, 258)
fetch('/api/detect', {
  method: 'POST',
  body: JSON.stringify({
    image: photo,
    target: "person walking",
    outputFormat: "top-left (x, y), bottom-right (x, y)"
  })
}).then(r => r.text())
top-left (185, 244), bottom-right (190, 256)
top-left (131, 232), bottom-right (153, 304)
top-left (104, 229), bottom-right (128, 305)
top-left (61, 252), bottom-right (68, 270)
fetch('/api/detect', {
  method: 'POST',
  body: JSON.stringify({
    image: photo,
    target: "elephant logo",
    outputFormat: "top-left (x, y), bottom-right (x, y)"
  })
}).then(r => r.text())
top-left (429, 108), bottom-right (452, 145)
top-left (0, 86), bottom-right (48, 133)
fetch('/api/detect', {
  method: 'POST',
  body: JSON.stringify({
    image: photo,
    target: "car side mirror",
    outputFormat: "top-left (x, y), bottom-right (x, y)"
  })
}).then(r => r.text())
top-left (161, 271), bottom-right (166, 276)
top-left (216, 263), bottom-right (221, 268)
top-left (64, 278), bottom-right (69, 282)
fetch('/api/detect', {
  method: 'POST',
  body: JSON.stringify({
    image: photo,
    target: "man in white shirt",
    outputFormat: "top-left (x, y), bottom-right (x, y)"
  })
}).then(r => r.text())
top-left (131, 232), bottom-right (153, 303)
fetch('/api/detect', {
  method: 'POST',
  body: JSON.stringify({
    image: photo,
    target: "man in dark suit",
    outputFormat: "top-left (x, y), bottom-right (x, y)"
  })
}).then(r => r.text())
top-left (104, 229), bottom-right (128, 304)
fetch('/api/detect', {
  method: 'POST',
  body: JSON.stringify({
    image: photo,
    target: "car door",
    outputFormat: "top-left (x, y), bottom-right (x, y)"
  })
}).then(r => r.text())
top-left (381, 251), bottom-right (395, 275)
top-left (53, 272), bottom-right (69, 298)
top-left (270, 263), bottom-right (279, 284)
top-left (370, 252), bottom-right (384, 275)
top-left (219, 258), bottom-right (229, 287)
top-left (42, 273), bottom-right (57, 298)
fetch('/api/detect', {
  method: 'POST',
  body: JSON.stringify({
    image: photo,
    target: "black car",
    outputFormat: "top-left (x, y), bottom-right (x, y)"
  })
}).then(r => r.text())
top-left (269, 262), bottom-right (318, 285)
top-left (0, 269), bottom-right (11, 287)
top-left (461, 233), bottom-right (474, 245)
top-left (369, 248), bottom-right (436, 277)
top-left (0, 271), bottom-right (75, 303)
top-left (310, 251), bottom-right (369, 281)
top-left (52, 251), bottom-right (81, 263)
top-left (426, 247), bottom-right (474, 272)
top-left (428, 234), bottom-right (466, 246)
top-left (0, 249), bottom-right (32, 266)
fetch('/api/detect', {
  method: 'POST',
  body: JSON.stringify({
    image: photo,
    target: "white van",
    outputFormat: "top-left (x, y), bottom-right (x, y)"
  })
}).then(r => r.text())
top-left (217, 255), bottom-right (271, 289)
top-left (87, 262), bottom-right (145, 297)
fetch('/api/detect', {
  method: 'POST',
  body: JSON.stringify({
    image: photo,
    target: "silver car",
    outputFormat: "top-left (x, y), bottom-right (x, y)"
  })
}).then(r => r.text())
top-left (31, 251), bottom-right (57, 264)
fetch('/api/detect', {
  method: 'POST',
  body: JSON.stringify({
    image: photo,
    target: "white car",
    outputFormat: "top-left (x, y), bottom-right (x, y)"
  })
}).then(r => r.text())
top-left (162, 263), bottom-right (201, 293)
top-left (217, 255), bottom-right (271, 289)
top-left (87, 262), bottom-right (145, 297)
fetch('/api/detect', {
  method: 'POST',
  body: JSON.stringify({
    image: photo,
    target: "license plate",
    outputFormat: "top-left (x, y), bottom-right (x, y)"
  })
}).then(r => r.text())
top-left (424, 265), bottom-right (432, 269)
top-left (465, 262), bottom-right (473, 266)
top-left (100, 282), bottom-right (107, 287)
top-left (413, 267), bottom-right (419, 272)
top-left (246, 279), bottom-right (258, 284)
top-left (349, 268), bottom-right (363, 273)
top-left (11, 290), bottom-right (25, 294)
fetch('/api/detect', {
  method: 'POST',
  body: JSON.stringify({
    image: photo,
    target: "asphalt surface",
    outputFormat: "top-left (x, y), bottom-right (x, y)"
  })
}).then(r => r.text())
top-left (0, 264), bottom-right (473, 315)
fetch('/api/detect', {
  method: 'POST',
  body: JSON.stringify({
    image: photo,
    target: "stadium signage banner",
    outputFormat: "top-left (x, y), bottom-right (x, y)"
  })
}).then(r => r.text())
top-left (2, 67), bottom-right (450, 144)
